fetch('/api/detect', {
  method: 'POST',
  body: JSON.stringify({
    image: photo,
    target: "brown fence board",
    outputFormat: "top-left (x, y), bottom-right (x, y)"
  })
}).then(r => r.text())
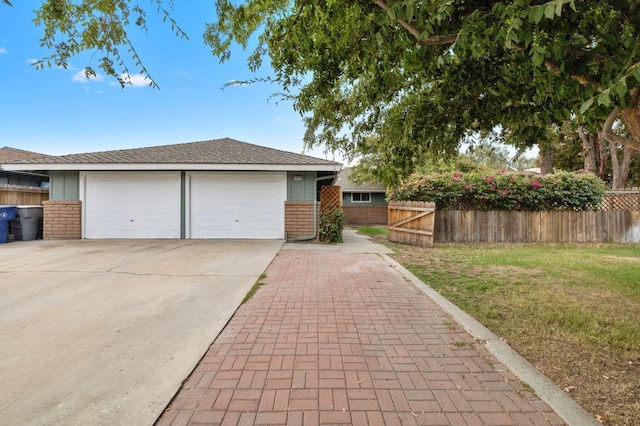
top-left (0, 184), bottom-right (48, 206)
top-left (433, 210), bottom-right (640, 243)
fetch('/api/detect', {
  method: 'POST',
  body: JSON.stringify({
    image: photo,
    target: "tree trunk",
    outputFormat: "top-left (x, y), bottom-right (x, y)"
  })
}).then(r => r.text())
top-left (620, 102), bottom-right (640, 150)
top-left (539, 137), bottom-right (555, 175)
top-left (596, 134), bottom-right (608, 178)
top-left (578, 127), bottom-right (597, 174)
top-left (578, 127), bottom-right (608, 178)
top-left (609, 142), bottom-right (634, 190)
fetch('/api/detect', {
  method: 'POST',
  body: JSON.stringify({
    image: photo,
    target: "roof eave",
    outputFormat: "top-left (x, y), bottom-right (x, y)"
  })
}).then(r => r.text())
top-left (1, 163), bottom-right (341, 172)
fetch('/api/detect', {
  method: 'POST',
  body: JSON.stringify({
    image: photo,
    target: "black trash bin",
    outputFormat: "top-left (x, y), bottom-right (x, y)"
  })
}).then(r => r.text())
top-left (0, 205), bottom-right (17, 244)
top-left (13, 205), bottom-right (44, 241)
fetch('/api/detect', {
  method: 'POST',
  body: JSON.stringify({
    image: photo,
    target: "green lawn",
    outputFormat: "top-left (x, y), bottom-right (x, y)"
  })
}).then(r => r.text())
top-left (358, 226), bottom-right (640, 425)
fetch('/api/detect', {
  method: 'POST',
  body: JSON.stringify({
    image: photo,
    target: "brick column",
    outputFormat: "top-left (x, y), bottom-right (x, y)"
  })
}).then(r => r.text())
top-left (42, 201), bottom-right (82, 239)
top-left (284, 201), bottom-right (320, 240)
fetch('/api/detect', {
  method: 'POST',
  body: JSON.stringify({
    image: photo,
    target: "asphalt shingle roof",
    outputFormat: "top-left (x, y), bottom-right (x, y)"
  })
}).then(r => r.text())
top-left (335, 167), bottom-right (386, 192)
top-left (3, 138), bottom-right (340, 166)
top-left (0, 147), bottom-right (50, 163)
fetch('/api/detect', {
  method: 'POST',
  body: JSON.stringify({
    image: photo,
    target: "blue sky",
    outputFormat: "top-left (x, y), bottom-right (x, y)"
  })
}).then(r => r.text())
top-left (0, 1), bottom-right (341, 162)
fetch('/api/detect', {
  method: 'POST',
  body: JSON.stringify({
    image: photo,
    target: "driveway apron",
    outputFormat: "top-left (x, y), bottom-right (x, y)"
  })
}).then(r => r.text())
top-left (158, 232), bottom-right (578, 425)
top-left (0, 239), bottom-right (282, 426)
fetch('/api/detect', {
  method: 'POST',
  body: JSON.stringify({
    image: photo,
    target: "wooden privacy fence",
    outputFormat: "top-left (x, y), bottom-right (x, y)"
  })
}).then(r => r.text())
top-left (388, 201), bottom-right (436, 247)
top-left (0, 184), bottom-right (48, 206)
top-left (434, 210), bottom-right (640, 243)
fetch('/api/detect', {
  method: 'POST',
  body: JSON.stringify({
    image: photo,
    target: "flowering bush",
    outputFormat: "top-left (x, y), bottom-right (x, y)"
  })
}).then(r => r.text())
top-left (318, 207), bottom-right (344, 242)
top-left (388, 171), bottom-right (608, 211)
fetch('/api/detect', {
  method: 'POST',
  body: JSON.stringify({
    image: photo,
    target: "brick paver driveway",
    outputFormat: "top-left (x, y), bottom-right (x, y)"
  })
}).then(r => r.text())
top-left (158, 245), bottom-right (567, 426)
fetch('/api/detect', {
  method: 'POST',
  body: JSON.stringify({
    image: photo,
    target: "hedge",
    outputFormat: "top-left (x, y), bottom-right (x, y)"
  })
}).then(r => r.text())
top-left (387, 170), bottom-right (608, 211)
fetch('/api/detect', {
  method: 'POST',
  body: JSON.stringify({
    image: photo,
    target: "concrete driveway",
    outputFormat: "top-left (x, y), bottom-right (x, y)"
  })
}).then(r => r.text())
top-left (0, 239), bottom-right (282, 426)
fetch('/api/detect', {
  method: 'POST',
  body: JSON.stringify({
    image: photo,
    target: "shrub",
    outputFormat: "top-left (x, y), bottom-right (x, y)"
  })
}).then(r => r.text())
top-left (318, 208), bottom-right (344, 243)
top-left (388, 170), bottom-right (608, 211)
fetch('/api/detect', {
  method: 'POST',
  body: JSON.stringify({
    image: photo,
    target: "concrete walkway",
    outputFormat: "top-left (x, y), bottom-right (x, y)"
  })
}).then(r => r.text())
top-left (157, 231), bottom-right (596, 425)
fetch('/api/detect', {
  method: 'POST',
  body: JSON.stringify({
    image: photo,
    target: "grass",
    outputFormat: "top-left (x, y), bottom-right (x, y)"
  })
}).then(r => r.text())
top-left (242, 273), bottom-right (267, 304)
top-left (400, 244), bottom-right (640, 351)
top-left (357, 226), bottom-right (388, 238)
top-left (371, 233), bottom-right (640, 425)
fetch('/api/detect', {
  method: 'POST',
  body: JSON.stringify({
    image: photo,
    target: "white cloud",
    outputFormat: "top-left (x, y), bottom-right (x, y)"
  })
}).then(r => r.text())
top-left (177, 70), bottom-right (192, 80)
top-left (72, 69), bottom-right (104, 83)
top-left (121, 73), bottom-right (151, 87)
top-left (0, 48), bottom-right (7, 54)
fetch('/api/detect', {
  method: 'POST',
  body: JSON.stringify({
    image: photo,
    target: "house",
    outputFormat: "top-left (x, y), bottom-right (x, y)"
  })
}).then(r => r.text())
top-left (335, 167), bottom-right (388, 226)
top-left (1, 138), bottom-right (341, 240)
top-left (0, 147), bottom-right (50, 188)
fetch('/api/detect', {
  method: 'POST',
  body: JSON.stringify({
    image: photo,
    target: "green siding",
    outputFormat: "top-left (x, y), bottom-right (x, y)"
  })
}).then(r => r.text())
top-left (287, 171), bottom-right (317, 201)
top-left (342, 191), bottom-right (387, 207)
top-left (49, 171), bottom-right (80, 201)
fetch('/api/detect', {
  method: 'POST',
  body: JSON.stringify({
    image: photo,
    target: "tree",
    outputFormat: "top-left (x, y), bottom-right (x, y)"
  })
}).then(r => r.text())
top-left (12, 1), bottom-right (640, 160)
top-left (8, 1), bottom-right (188, 88)
top-left (205, 0), bottom-right (640, 157)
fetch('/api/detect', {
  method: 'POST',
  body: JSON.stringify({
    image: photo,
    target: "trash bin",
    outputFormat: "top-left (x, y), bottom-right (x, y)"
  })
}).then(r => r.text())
top-left (13, 205), bottom-right (44, 241)
top-left (0, 205), bottom-right (17, 244)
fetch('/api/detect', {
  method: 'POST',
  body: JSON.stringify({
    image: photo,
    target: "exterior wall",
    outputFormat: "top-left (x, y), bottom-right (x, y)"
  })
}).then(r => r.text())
top-left (342, 191), bottom-right (387, 207)
top-left (42, 200), bottom-right (82, 239)
top-left (287, 171), bottom-right (317, 201)
top-left (284, 201), bottom-right (320, 239)
top-left (343, 205), bottom-right (388, 226)
top-left (50, 171), bottom-right (80, 201)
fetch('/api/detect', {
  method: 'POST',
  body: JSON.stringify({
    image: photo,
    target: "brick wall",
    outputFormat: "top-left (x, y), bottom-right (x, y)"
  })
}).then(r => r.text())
top-left (284, 201), bottom-right (320, 239)
top-left (42, 200), bottom-right (82, 239)
top-left (343, 206), bottom-right (388, 226)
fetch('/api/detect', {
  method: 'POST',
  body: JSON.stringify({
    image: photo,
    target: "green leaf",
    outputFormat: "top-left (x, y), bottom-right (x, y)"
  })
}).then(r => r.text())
top-left (597, 92), bottom-right (611, 107)
top-left (544, 4), bottom-right (555, 20)
top-left (614, 80), bottom-right (627, 98)
top-left (529, 6), bottom-right (544, 24)
top-left (555, 1), bottom-right (563, 17)
top-left (579, 98), bottom-right (594, 114)
top-left (633, 66), bottom-right (640, 83)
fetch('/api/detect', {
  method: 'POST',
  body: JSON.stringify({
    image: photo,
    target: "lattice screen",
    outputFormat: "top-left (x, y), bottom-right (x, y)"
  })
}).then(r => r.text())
top-left (600, 192), bottom-right (640, 211)
top-left (320, 185), bottom-right (342, 212)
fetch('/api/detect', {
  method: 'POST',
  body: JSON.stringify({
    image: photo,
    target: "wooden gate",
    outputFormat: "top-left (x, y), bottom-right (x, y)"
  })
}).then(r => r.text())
top-left (388, 201), bottom-right (436, 247)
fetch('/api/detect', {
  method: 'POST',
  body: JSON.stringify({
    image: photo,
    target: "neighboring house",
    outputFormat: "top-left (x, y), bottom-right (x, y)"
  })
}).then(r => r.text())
top-left (335, 167), bottom-right (388, 226)
top-left (1, 138), bottom-right (341, 240)
top-left (0, 147), bottom-right (50, 188)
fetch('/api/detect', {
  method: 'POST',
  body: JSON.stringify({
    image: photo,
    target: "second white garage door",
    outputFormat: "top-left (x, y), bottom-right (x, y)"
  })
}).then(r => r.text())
top-left (187, 172), bottom-right (286, 239)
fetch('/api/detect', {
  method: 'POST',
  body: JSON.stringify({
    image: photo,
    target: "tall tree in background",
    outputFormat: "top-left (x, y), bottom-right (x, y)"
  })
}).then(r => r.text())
top-left (8, 1), bottom-right (640, 170)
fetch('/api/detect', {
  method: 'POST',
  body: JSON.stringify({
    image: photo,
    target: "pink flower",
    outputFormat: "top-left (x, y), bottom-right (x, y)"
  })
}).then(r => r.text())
top-left (464, 184), bottom-right (472, 190)
top-left (532, 181), bottom-right (541, 188)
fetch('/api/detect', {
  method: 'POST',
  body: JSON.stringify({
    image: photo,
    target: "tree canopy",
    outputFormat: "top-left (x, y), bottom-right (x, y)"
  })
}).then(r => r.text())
top-left (12, 1), bottom-right (640, 170)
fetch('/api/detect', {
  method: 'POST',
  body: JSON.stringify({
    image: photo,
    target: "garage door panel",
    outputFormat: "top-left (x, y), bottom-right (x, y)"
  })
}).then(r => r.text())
top-left (84, 172), bottom-right (181, 239)
top-left (189, 172), bottom-right (285, 239)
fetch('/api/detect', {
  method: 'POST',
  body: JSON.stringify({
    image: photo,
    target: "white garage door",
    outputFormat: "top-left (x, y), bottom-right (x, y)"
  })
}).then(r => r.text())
top-left (188, 172), bottom-right (286, 239)
top-left (83, 172), bottom-right (181, 239)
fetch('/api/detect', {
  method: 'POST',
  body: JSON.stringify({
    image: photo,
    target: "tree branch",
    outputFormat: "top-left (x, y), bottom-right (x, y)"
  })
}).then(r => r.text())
top-left (373, 0), bottom-right (456, 46)
top-left (602, 88), bottom-right (640, 151)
